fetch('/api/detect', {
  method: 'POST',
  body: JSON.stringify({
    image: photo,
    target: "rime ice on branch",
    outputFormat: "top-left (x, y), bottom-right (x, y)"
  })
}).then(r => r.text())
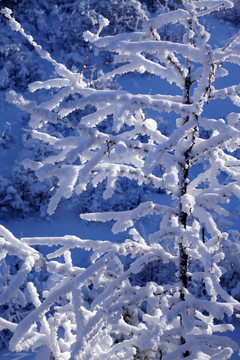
top-left (2, 0), bottom-right (240, 359)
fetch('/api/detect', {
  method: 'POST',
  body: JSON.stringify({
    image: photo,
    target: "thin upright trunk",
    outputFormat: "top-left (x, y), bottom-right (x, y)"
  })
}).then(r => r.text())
top-left (179, 62), bottom-right (192, 300)
top-left (178, 25), bottom-right (193, 355)
top-left (179, 157), bottom-right (190, 357)
top-left (179, 157), bottom-right (189, 301)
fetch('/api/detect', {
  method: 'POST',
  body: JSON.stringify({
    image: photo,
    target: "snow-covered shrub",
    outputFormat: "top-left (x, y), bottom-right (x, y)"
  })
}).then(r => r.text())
top-left (0, 169), bottom-right (52, 218)
top-left (3, 0), bottom-right (138, 73)
top-left (2, 0), bottom-right (240, 359)
top-left (214, 0), bottom-right (240, 24)
top-left (220, 230), bottom-right (240, 301)
top-left (140, 0), bottom-right (183, 12)
top-left (0, 19), bottom-right (42, 98)
top-left (0, 0), bottom-right (143, 219)
top-left (0, 257), bottom-right (34, 349)
top-left (0, 119), bottom-right (54, 218)
top-left (0, 0), bottom-right (184, 220)
top-left (0, 225), bottom-right (177, 358)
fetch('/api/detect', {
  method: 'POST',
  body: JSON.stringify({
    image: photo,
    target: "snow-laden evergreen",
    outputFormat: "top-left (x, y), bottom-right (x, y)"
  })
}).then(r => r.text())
top-left (1, 0), bottom-right (240, 358)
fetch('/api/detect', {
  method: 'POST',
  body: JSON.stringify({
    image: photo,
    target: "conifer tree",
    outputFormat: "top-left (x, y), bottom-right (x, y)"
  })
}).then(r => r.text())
top-left (1, 0), bottom-right (240, 359)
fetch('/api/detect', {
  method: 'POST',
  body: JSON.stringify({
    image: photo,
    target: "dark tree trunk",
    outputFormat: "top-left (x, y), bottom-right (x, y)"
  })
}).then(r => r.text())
top-left (179, 161), bottom-right (190, 358)
top-left (178, 29), bottom-right (193, 356)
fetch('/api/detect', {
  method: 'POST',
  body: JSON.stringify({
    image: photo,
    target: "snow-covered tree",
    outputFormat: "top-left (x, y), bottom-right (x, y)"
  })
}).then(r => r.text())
top-left (0, 0), bottom-right (142, 219)
top-left (1, 0), bottom-right (240, 359)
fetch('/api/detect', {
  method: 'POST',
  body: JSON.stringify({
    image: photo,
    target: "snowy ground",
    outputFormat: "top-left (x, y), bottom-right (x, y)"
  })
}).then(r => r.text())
top-left (0, 349), bottom-right (35, 359)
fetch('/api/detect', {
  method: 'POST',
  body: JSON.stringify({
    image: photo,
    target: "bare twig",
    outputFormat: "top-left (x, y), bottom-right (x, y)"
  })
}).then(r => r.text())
top-left (203, 63), bottom-right (215, 103)
top-left (78, 41), bottom-right (95, 83)
top-left (85, 60), bottom-right (114, 70)
top-left (221, 29), bottom-right (240, 52)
